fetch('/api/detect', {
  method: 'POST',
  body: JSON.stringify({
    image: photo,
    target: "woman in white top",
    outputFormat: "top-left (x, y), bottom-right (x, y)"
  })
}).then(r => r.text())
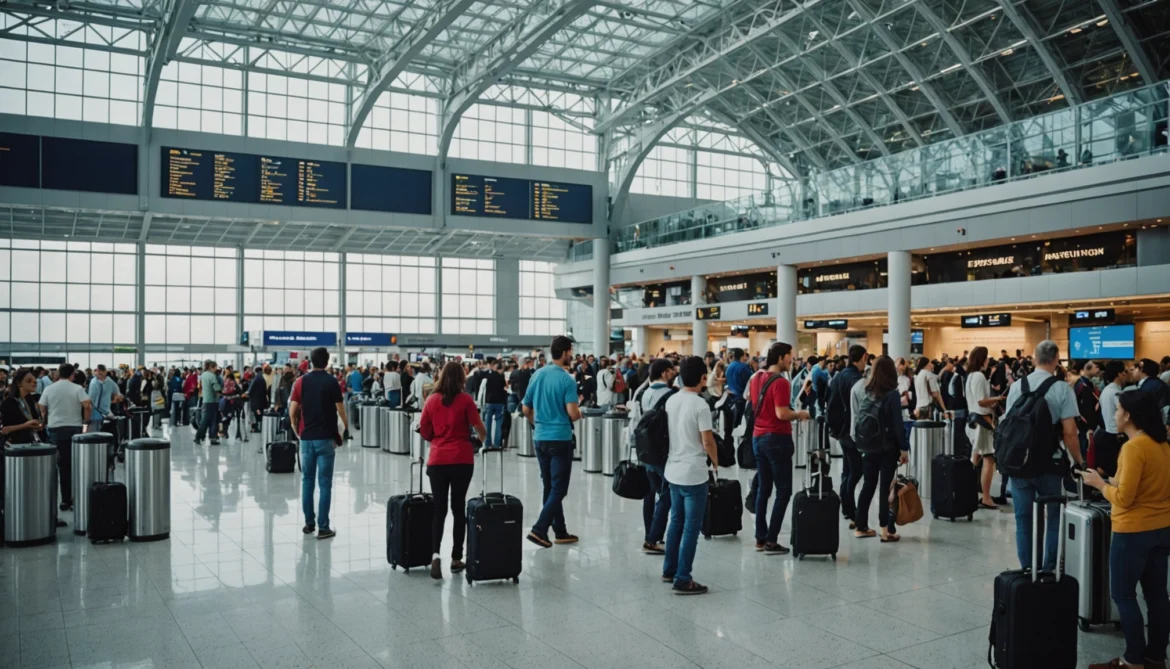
top-left (965, 346), bottom-right (1005, 509)
top-left (706, 361), bottom-right (726, 399)
top-left (408, 363), bottom-right (434, 407)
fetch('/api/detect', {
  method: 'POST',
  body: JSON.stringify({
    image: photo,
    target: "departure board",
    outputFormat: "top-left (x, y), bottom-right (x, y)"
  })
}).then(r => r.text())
top-left (162, 147), bottom-right (256, 202)
top-left (0, 132), bottom-right (40, 188)
top-left (351, 164), bottom-right (432, 214)
top-left (41, 136), bottom-right (138, 195)
top-left (451, 173), bottom-right (592, 223)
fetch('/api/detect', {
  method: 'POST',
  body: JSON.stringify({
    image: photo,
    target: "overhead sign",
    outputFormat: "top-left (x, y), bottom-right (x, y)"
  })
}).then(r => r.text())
top-left (747, 302), bottom-right (769, 316)
top-left (804, 319), bottom-right (848, 330)
top-left (961, 313), bottom-right (1012, 329)
top-left (262, 331), bottom-right (338, 346)
top-left (1069, 308), bottom-right (1115, 325)
top-left (345, 333), bottom-right (397, 346)
top-left (696, 306), bottom-right (722, 321)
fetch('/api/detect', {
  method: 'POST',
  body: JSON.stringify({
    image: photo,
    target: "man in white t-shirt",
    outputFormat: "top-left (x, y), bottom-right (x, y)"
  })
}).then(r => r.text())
top-left (38, 363), bottom-right (92, 515)
top-left (661, 356), bottom-right (719, 596)
top-left (913, 357), bottom-right (943, 419)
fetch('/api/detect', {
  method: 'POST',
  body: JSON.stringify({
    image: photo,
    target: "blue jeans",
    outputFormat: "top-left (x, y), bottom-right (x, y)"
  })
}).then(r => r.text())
top-left (506, 394), bottom-right (520, 414)
top-left (386, 389), bottom-right (401, 408)
top-left (753, 433), bottom-right (794, 544)
top-left (300, 439), bottom-right (336, 531)
top-left (663, 481), bottom-right (708, 585)
top-left (642, 463), bottom-right (671, 544)
top-left (533, 440), bottom-right (573, 537)
top-left (484, 403), bottom-right (506, 447)
top-left (195, 402), bottom-right (219, 442)
top-left (1009, 473), bottom-right (1064, 570)
top-left (1112, 527), bottom-right (1170, 664)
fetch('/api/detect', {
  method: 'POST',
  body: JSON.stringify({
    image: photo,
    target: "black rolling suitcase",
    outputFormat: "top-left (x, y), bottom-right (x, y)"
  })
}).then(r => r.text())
top-left (988, 494), bottom-right (1078, 669)
top-left (88, 478), bottom-right (128, 544)
top-left (128, 406), bottom-right (151, 440)
top-left (702, 474), bottom-right (742, 539)
top-left (790, 449), bottom-right (840, 560)
top-left (465, 447), bottom-right (523, 584)
top-left (930, 429), bottom-right (979, 522)
top-left (266, 441), bottom-right (298, 473)
top-left (387, 457), bottom-right (434, 573)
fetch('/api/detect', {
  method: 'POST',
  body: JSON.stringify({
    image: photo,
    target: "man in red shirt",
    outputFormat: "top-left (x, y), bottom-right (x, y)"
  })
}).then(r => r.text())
top-left (748, 342), bottom-right (810, 554)
top-left (288, 347), bottom-right (348, 540)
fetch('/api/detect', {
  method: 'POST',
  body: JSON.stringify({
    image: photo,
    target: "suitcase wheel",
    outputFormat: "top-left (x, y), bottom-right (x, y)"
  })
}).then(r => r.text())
top-left (512, 577), bottom-right (519, 584)
top-left (933, 514), bottom-right (938, 520)
top-left (703, 534), bottom-right (711, 540)
top-left (796, 554), bottom-right (804, 561)
top-left (1079, 619), bottom-right (1090, 632)
top-left (967, 514), bottom-right (973, 522)
top-left (831, 554), bottom-right (837, 561)
top-left (466, 574), bottom-right (472, 585)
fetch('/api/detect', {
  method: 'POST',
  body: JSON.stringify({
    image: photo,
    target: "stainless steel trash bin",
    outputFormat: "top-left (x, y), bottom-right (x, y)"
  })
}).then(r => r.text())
top-left (793, 421), bottom-right (808, 469)
top-left (360, 400), bottom-right (381, 448)
top-left (378, 404), bottom-right (393, 453)
top-left (261, 410), bottom-right (283, 450)
top-left (126, 438), bottom-right (171, 542)
top-left (386, 407), bottom-right (412, 455)
top-left (411, 428), bottom-right (428, 462)
top-left (580, 408), bottom-right (606, 473)
top-left (72, 432), bottom-right (114, 536)
top-left (4, 445), bottom-right (58, 547)
top-left (911, 420), bottom-right (946, 497)
top-left (510, 412), bottom-right (534, 457)
top-left (601, 411), bottom-right (629, 476)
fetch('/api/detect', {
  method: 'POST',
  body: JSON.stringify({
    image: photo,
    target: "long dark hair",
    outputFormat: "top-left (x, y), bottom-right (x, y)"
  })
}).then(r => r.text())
top-left (1117, 391), bottom-right (1169, 444)
top-left (7, 368), bottom-right (34, 400)
top-left (968, 346), bottom-right (989, 374)
top-left (435, 361), bottom-right (466, 407)
top-left (866, 356), bottom-right (898, 397)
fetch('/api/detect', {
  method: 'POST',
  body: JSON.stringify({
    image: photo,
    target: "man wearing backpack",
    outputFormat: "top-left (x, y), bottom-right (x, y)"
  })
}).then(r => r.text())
top-left (634, 359), bottom-right (677, 554)
top-left (999, 340), bottom-right (1085, 571)
top-left (825, 345), bottom-right (866, 526)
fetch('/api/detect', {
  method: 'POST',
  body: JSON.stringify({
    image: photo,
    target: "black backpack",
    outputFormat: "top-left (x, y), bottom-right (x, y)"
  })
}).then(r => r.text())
top-left (853, 392), bottom-right (887, 455)
top-left (948, 370), bottom-right (966, 411)
top-left (994, 376), bottom-right (1061, 478)
top-left (824, 372), bottom-right (853, 440)
top-left (633, 388), bottom-right (677, 466)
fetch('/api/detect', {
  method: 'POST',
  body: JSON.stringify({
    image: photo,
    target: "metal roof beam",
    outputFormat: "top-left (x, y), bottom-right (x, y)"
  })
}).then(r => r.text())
top-left (1097, 0), bottom-right (1157, 85)
top-left (914, 2), bottom-right (1011, 124)
top-left (330, 226), bottom-right (358, 252)
top-left (606, 112), bottom-right (688, 224)
top-left (345, 0), bottom-right (477, 147)
top-left (142, 0), bottom-right (200, 128)
top-left (993, 0), bottom-right (1079, 105)
top-left (438, 0), bottom-right (594, 164)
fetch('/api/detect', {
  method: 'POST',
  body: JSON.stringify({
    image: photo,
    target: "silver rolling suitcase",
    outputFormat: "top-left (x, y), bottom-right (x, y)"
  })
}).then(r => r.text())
top-left (1065, 479), bottom-right (1116, 631)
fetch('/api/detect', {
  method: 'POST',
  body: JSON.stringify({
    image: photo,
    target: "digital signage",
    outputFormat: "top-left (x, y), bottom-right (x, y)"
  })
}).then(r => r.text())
top-left (1069, 308), bottom-right (1116, 325)
top-left (747, 302), bottom-right (769, 316)
top-left (804, 319), bottom-right (848, 330)
top-left (696, 306), bottom-right (721, 321)
top-left (1070, 324), bottom-right (1134, 360)
top-left (161, 146), bottom-right (346, 208)
top-left (42, 136), bottom-right (138, 194)
top-left (350, 164), bottom-right (432, 214)
top-left (262, 331), bottom-right (338, 347)
top-left (0, 132), bottom-right (40, 188)
top-left (344, 332), bottom-right (397, 346)
top-left (450, 173), bottom-right (592, 223)
top-left (961, 313), bottom-right (1012, 329)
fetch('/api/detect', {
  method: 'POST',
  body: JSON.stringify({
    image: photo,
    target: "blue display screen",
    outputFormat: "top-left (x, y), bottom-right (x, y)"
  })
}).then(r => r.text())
top-left (450, 173), bottom-right (592, 223)
top-left (1069, 324), bottom-right (1134, 360)
top-left (350, 164), bottom-right (432, 214)
top-left (262, 331), bottom-right (338, 347)
top-left (42, 136), bottom-right (138, 194)
top-left (0, 132), bottom-right (40, 188)
top-left (161, 146), bottom-right (346, 208)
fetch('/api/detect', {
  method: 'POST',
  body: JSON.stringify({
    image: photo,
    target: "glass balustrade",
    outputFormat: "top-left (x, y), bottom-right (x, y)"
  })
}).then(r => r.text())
top-left (603, 82), bottom-right (1168, 255)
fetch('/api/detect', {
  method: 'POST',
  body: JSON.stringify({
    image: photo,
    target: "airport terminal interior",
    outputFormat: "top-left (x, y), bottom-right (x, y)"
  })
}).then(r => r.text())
top-left (2, 0), bottom-right (1170, 666)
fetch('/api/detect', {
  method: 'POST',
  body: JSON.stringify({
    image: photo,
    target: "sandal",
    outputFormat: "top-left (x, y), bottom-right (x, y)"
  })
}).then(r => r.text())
top-left (881, 533), bottom-right (901, 543)
top-left (979, 503), bottom-right (999, 510)
top-left (854, 529), bottom-right (876, 538)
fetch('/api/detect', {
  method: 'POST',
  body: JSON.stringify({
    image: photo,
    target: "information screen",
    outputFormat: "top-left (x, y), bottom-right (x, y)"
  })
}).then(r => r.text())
top-left (0, 132), bottom-right (40, 188)
top-left (1070, 308), bottom-right (1116, 325)
top-left (451, 173), bottom-right (592, 223)
top-left (1070, 324), bottom-right (1134, 360)
top-left (696, 306), bottom-right (721, 321)
top-left (961, 313), bottom-right (1012, 328)
top-left (747, 302), bottom-right (769, 316)
top-left (804, 319), bottom-right (848, 330)
top-left (351, 164), bottom-right (432, 214)
top-left (163, 147), bottom-right (257, 202)
top-left (42, 136), bottom-right (138, 194)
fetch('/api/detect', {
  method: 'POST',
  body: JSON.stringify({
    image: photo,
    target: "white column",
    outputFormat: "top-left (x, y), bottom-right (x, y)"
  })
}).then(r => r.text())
top-left (592, 239), bottom-right (610, 357)
top-left (691, 274), bottom-right (707, 356)
top-left (630, 326), bottom-right (647, 356)
top-left (776, 264), bottom-right (797, 347)
top-left (887, 250), bottom-right (912, 360)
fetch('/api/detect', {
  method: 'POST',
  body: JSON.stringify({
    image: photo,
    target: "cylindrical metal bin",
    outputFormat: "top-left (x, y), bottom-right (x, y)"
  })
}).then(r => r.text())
top-left (4, 445), bottom-right (58, 547)
top-left (378, 404), bottom-right (393, 452)
top-left (911, 420), bottom-right (947, 497)
top-left (601, 411), bottom-right (629, 476)
top-left (72, 432), bottom-right (114, 536)
top-left (386, 408), bottom-right (412, 455)
top-left (510, 412), bottom-right (534, 457)
top-left (126, 438), bottom-right (171, 542)
top-left (580, 408), bottom-right (606, 473)
top-left (360, 401), bottom-right (381, 448)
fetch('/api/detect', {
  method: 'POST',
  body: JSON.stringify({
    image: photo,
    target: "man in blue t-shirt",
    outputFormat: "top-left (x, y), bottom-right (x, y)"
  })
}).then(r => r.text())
top-left (724, 349), bottom-right (752, 429)
top-left (522, 335), bottom-right (582, 547)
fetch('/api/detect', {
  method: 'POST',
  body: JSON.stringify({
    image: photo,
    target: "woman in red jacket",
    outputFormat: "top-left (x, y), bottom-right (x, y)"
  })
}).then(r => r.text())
top-left (418, 360), bottom-right (487, 579)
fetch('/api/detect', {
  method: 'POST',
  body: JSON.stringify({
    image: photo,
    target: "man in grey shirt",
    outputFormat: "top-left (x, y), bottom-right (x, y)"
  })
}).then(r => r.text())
top-left (38, 363), bottom-right (92, 514)
top-left (1002, 340), bottom-right (1084, 571)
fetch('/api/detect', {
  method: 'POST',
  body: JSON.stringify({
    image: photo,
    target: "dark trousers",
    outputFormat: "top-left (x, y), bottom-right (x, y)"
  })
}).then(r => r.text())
top-left (52, 426), bottom-right (82, 506)
top-left (753, 432), bottom-right (794, 544)
top-left (729, 395), bottom-right (746, 432)
top-left (427, 464), bottom-right (474, 560)
top-left (642, 463), bottom-right (670, 544)
top-left (838, 435), bottom-right (863, 521)
top-left (533, 440), bottom-right (573, 537)
top-left (1112, 526), bottom-right (1170, 665)
top-left (1093, 429), bottom-right (1124, 478)
top-left (855, 449), bottom-right (898, 533)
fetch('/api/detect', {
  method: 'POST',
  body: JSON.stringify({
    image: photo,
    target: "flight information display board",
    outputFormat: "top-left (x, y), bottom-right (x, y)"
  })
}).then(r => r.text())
top-left (351, 164), bottom-right (432, 214)
top-left (42, 136), bottom-right (138, 194)
top-left (0, 132), bottom-right (40, 188)
top-left (450, 173), bottom-right (592, 223)
top-left (161, 146), bottom-right (346, 208)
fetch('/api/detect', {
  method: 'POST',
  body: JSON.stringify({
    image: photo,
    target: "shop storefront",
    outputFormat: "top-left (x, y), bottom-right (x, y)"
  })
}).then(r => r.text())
top-left (923, 231), bottom-right (1136, 283)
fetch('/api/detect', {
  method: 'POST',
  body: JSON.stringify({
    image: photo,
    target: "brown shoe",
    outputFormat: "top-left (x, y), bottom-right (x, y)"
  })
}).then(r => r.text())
top-left (553, 533), bottom-right (579, 545)
top-left (430, 558), bottom-right (442, 580)
top-left (1087, 660), bottom-right (1130, 669)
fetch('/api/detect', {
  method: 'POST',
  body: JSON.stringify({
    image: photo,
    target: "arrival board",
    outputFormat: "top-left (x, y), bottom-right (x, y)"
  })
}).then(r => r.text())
top-left (451, 173), bottom-right (592, 223)
top-left (41, 136), bottom-right (138, 195)
top-left (351, 164), bottom-right (432, 214)
top-left (161, 146), bottom-right (346, 208)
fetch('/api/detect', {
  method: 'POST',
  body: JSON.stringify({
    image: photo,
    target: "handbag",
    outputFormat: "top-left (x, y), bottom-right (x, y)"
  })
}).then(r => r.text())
top-left (612, 445), bottom-right (650, 500)
top-left (736, 439), bottom-right (757, 469)
top-left (171, 392), bottom-right (186, 403)
top-left (888, 471), bottom-right (924, 526)
top-left (151, 390), bottom-right (165, 410)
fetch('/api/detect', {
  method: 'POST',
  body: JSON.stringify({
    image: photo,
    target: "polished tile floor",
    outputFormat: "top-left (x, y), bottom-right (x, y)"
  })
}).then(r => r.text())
top-left (0, 421), bottom-right (1127, 669)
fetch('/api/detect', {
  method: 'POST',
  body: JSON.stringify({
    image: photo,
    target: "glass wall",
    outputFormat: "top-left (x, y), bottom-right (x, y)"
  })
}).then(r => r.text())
top-left (153, 62), bottom-right (244, 135)
top-left (241, 250), bottom-right (340, 334)
top-left (518, 261), bottom-right (567, 336)
top-left (246, 72), bottom-right (347, 146)
top-left (144, 245), bottom-right (238, 346)
top-left (441, 258), bottom-right (495, 335)
top-left (345, 254), bottom-right (437, 335)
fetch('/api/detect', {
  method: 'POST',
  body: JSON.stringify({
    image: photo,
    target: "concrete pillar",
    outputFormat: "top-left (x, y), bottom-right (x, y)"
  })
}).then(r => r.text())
top-left (691, 274), bottom-right (708, 356)
top-left (887, 250), bottom-right (912, 360)
top-left (630, 326), bottom-right (647, 356)
top-left (776, 264), bottom-right (797, 347)
top-left (338, 252), bottom-right (347, 361)
top-left (592, 239), bottom-right (610, 357)
top-left (495, 257), bottom-right (520, 336)
top-left (135, 242), bottom-right (145, 367)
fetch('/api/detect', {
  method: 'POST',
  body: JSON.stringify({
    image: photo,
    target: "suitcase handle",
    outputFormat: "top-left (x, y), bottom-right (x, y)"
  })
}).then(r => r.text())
top-left (480, 446), bottom-right (505, 497)
top-left (409, 455), bottom-right (426, 495)
top-left (1032, 495), bottom-right (1068, 582)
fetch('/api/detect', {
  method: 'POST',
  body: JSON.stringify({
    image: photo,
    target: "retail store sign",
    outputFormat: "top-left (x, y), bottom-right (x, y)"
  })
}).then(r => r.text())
top-left (967, 256), bottom-right (1014, 269)
top-left (748, 302), bottom-right (769, 316)
top-left (345, 333), bottom-right (397, 346)
top-left (1044, 247), bottom-right (1105, 262)
top-left (815, 272), bottom-right (849, 283)
top-left (626, 306), bottom-right (696, 324)
top-left (696, 306), bottom-right (722, 321)
top-left (262, 331), bottom-right (338, 346)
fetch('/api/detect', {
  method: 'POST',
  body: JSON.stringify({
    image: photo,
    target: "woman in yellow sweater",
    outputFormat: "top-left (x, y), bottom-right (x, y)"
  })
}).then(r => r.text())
top-left (1084, 391), bottom-right (1170, 669)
